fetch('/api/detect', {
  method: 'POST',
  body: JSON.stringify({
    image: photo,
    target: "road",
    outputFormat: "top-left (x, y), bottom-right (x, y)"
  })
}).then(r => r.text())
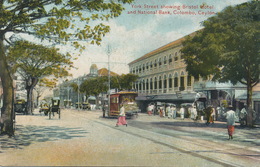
top-left (0, 109), bottom-right (259, 166)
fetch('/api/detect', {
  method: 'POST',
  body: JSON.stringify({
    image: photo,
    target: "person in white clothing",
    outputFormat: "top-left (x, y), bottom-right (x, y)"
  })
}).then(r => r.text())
top-left (180, 107), bottom-right (185, 120)
top-left (224, 105), bottom-right (237, 140)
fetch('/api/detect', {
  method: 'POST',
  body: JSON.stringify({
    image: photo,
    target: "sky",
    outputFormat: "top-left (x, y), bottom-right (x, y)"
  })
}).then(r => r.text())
top-left (50, 0), bottom-right (250, 79)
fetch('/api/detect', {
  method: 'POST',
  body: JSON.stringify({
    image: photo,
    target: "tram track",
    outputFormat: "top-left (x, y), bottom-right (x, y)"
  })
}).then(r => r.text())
top-left (70, 110), bottom-right (260, 167)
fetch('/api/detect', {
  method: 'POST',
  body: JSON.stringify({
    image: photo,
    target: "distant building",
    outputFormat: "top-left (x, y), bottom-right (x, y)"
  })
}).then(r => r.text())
top-left (53, 64), bottom-right (118, 108)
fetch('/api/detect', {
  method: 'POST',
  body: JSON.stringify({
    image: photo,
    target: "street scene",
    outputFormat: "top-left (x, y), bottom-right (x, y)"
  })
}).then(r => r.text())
top-left (0, 109), bottom-right (259, 166)
top-left (0, 0), bottom-right (260, 166)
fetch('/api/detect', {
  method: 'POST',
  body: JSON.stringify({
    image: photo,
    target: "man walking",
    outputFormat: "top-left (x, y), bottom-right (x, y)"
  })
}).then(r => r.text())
top-left (225, 105), bottom-right (236, 140)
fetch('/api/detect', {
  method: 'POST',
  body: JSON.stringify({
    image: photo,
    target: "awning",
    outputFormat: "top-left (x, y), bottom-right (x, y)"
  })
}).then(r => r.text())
top-left (135, 93), bottom-right (197, 102)
top-left (236, 91), bottom-right (260, 100)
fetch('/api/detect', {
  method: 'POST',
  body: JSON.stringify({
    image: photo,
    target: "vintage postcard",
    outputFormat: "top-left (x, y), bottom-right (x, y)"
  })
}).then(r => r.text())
top-left (0, 0), bottom-right (259, 166)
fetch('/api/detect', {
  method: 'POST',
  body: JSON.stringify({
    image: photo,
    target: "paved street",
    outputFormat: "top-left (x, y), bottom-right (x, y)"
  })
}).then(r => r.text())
top-left (0, 109), bottom-right (260, 166)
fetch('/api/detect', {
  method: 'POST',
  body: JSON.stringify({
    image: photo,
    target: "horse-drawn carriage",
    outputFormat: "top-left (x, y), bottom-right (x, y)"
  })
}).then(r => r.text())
top-left (14, 99), bottom-right (26, 114)
top-left (39, 101), bottom-right (50, 116)
top-left (48, 97), bottom-right (61, 119)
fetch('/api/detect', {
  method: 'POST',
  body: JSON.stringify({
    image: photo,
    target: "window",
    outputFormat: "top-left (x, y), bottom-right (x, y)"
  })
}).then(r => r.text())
top-left (174, 77), bottom-right (178, 87)
top-left (164, 75), bottom-right (167, 89)
top-left (174, 73), bottom-right (178, 88)
top-left (180, 71), bottom-right (185, 90)
top-left (150, 78), bottom-right (153, 90)
top-left (154, 77), bottom-right (157, 89)
top-left (180, 51), bottom-right (184, 59)
top-left (164, 56), bottom-right (167, 64)
top-left (139, 65), bottom-right (141, 73)
top-left (142, 64), bottom-right (145, 71)
top-left (174, 52), bottom-right (178, 61)
top-left (169, 74), bottom-right (172, 88)
top-left (187, 75), bottom-right (192, 86)
top-left (146, 79), bottom-right (149, 90)
top-left (154, 60), bottom-right (157, 68)
top-left (169, 54), bottom-right (172, 63)
top-left (159, 58), bottom-right (162, 66)
top-left (180, 76), bottom-right (185, 91)
top-left (146, 63), bottom-right (149, 70)
top-left (150, 61), bottom-right (153, 69)
top-left (159, 76), bottom-right (162, 89)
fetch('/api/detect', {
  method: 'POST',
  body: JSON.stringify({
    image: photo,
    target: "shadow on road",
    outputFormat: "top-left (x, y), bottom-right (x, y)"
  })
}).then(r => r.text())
top-left (151, 120), bottom-right (227, 129)
top-left (0, 125), bottom-right (88, 153)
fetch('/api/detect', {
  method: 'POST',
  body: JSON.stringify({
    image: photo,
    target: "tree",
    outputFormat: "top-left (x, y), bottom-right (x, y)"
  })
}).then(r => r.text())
top-left (7, 40), bottom-right (72, 114)
top-left (181, 1), bottom-right (260, 126)
top-left (80, 73), bottom-right (138, 99)
top-left (80, 76), bottom-right (108, 98)
top-left (111, 73), bottom-right (138, 90)
top-left (0, 0), bottom-right (134, 136)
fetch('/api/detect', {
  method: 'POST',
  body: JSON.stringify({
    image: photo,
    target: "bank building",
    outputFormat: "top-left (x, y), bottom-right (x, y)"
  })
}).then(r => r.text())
top-left (128, 31), bottom-right (259, 121)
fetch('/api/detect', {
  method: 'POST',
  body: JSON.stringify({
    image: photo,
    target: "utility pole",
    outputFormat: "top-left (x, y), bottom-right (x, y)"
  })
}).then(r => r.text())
top-left (77, 78), bottom-right (80, 111)
top-left (93, 45), bottom-right (126, 117)
top-left (107, 45), bottom-right (111, 117)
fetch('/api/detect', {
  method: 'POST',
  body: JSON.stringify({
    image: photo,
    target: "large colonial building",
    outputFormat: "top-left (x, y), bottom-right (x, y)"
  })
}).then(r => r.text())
top-left (128, 32), bottom-right (259, 121)
top-left (128, 33), bottom-right (199, 111)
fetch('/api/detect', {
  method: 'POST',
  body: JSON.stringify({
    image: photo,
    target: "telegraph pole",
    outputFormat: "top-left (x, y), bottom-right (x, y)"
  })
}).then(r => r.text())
top-left (107, 45), bottom-right (111, 117)
top-left (77, 78), bottom-right (80, 111)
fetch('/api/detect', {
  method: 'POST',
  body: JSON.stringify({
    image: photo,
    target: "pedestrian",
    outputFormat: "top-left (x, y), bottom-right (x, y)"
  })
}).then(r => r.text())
top-left (224, 105), bottom-right (237, 140)
top-left (172, 105), bottom-right (177, 119)
top-left (205, 106), bottom-right (213, 125)
top-left (162, 106), bottom-right (165, 117)
top-left (167, 104), bottom-right (172, 119)
top-left (193, 106), bottom-right (197, 120)
top-left (180, 106), bottom-right (185, 120)
top-left (239, 106), bottom-right (247, 126)
top-left (115, 104), bottom-right (127, 127)
top-left (211, 107), bottom-right (216, 123)
top-left (147, 104), bottom-right (152, 116)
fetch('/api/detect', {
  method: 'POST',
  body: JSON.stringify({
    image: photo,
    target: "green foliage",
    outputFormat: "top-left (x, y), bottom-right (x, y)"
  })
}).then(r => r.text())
top-left (81, 76), bottom-right (108, 96)
top-left (7, 40), bottom-right (73, 80)
top-left (1, 0), bottom-right (134, 50)
top-left (111, 73), bottom-right (138, 90)
top-left (80, 73), bottom-right (138, 97)
top-left (181, 1), bottom-right (260, 86)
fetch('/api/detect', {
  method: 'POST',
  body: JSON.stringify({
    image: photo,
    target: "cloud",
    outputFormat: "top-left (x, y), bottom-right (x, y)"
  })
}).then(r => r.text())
top-left (69, 0), bottom-right (250, 78)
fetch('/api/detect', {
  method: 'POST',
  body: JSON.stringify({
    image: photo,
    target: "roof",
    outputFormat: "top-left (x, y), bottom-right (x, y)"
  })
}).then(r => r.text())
top-left (98, 68), bottom-right (119, 76)
top-left (128, 31), bottom-right (199, 65)
top-left (90, 64), bottom-right (98, 70)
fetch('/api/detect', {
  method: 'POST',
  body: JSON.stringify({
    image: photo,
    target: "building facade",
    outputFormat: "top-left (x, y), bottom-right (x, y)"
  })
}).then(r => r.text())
top-left (129, 34), bottom-right (198, 112)
top-left (128, 32), bottom-right (254, 118)
top-left (52, 64), bottom-right (118, 108)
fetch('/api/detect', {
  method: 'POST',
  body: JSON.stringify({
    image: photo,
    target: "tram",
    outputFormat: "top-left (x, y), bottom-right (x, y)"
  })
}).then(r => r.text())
top-left (107, 91), bottom-right (140, 118)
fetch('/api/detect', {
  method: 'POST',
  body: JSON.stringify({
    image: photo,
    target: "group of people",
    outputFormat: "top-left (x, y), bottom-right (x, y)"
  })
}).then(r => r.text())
top-left (117, 102), bottom-right (255, 141)
top-left (147, 103), bottom-right (199, 120)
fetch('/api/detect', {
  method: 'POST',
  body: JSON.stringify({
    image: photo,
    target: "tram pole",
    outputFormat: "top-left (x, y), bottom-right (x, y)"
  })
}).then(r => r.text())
top-left (107, 45), bottom-right (111, 117)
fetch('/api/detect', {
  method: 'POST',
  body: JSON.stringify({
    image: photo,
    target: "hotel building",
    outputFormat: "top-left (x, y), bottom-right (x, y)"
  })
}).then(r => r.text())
top-left (128, 33), bottom-right (199, 112)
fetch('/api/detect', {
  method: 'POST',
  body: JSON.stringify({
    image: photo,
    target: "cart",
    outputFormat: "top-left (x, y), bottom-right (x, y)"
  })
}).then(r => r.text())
top-left (39, 102), bottom-right (50, 116)
top-left (14, 99), bottom-right (26, 114)
top-left (82, 102), bottom-right (91, 110)
top-left (49, 97), bottom-right (61, 119)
